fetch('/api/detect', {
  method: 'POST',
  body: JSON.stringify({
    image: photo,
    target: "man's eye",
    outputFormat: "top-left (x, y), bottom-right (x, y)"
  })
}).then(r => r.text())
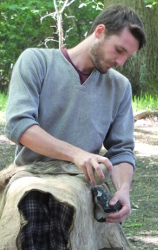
top-left (116, 48), bottom-right (124, 54)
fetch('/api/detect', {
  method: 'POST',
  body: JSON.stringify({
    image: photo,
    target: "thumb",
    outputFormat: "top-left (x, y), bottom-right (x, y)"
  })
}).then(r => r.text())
top-left (109, 196), bottom-right (119, 206)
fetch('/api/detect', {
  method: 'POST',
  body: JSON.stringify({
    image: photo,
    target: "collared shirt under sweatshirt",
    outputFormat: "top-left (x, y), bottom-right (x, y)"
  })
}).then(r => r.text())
top-left (5, 48), bottom-right (135, 168)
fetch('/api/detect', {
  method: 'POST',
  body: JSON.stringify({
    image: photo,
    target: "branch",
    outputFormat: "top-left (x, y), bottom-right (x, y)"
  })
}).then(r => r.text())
top-left (21, 15), bottom-right (29, 31)
top-left (53, 0), bottom-right (58, 13)
top-left (134, 110), bottom-right (158, 121)
top-left (60, 0), bottom-right (69, 13)
top-left (60, 0), bottom-right (75, 13)
top-left (66, 0), bottom-right (76, 7)
top-left (44, 38), bottom-right (58, 48)
top-left (40, 12), bottom-right (56, 23)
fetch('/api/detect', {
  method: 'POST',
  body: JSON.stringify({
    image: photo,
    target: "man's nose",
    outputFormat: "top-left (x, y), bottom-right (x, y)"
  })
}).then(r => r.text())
top-left (116, 56), bottom-right (128, 67)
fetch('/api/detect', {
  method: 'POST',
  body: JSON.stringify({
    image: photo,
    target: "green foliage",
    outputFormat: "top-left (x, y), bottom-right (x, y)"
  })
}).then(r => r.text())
top-left (0, 92), bottom-right (8, 111)
top-left (62, 0), bottom-right (104, 48)
top-left (144, 0), bottom-right (158, 7)
top-left (0, 1), bottom-right (54, 92)
top-left (132, 93), bottom-right (158, 112)
top-left (0, 0), bottom-right (103, 92)
top-left (124, 223), bottom-right (143, 229)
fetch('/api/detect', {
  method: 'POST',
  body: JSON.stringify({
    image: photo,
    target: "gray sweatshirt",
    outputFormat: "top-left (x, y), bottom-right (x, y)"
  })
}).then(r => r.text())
top-left (5, 48), bottom-right (135, 167)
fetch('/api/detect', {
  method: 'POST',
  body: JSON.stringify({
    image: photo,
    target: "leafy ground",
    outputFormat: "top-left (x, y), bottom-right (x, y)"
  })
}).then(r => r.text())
top-left (0, 111), bottom-right (158, 249)
top-left (124, 116), bottom-right (158, 249)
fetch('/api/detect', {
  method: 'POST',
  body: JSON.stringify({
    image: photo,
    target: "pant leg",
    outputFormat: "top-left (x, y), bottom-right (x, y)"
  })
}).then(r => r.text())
top-left (17, 191), bottom-right (74, 250)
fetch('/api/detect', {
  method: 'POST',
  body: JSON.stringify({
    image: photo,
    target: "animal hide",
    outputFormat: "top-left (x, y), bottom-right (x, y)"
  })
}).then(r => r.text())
top-left (0, 161), bottom-right (132, 250)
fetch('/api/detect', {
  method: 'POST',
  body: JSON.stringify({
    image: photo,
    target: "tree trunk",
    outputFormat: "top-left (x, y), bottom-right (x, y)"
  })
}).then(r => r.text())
top-left (134, 110), bottom-right (158, 121)
top-left (104, 0), bottom-right (158, 96)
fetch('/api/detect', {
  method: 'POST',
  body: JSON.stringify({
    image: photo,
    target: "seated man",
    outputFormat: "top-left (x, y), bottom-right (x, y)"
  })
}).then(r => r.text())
top-left (4, 4), bottom-right (146, 250)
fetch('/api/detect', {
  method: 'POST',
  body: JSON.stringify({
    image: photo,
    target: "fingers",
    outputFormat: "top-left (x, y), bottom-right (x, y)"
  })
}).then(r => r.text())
top-left (101, 157), bottom-right (113, 172)
top-left (81, 160), bottom-right (100, 185)
top-left (106, 205), bottom-right (131, 223)
top-left (74, 151), bottom-right (113, 184)
top-left (81, 162), bottom-right (95, 184)
top-left (84, 156), bottom-right (112, 185)
top-left (86, 161), bottom-right (97, 185)
top-left (106, 194), bottom-right (131, 223)
top-left (92, 157), bottom-right (113, 184)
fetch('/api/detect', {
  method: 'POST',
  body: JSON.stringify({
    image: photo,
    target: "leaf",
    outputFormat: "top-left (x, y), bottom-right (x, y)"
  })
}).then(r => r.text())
top-left (31, 10), bottom-right (39, 14)
top-left (78, 3), bottom-right (87, 8)
top-left (146, 4), bottom-right (153, 7)
top-left (8, 5), bottom-right (20, 11)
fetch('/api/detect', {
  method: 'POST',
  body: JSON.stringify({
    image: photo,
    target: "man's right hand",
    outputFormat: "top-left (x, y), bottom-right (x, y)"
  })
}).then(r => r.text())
top-left (73, 151), bottom-right (113, 185)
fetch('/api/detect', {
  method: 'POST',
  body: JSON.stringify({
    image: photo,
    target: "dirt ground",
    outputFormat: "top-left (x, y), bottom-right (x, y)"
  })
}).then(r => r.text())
top-left (0, 111), bottom-right (158, 250)
top-left (124, 116), bottom-right (158, 250)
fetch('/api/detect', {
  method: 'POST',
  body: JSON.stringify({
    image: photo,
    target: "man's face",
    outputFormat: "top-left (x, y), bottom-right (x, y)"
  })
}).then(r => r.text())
top-left (89, 27), bottom-right (139, 74)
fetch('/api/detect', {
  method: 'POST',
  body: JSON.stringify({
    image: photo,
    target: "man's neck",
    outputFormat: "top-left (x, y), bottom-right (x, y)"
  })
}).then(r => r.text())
top-left (67, 36), bottom-right (94, 74)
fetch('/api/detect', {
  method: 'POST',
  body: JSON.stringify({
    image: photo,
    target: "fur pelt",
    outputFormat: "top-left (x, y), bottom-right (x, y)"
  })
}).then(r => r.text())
top-left (0, 161), bottom-right (132, 250)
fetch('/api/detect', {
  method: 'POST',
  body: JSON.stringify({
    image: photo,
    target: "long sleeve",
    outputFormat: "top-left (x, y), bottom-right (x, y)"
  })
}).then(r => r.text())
top-left (103, 83), bottom-right (135, 169)
top-left (5, 48), bottom-right (46, 145)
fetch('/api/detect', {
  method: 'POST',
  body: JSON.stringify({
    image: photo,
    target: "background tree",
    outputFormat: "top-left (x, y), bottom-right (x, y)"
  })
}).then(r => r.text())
top-left (104, 0), bottom-right (158, 96)
top-left (0, 0), bottom-right (53, 92)
top-left (1, 0), bottom-right (158, 96)
top-left (41, 0), bottom-right (76, 49)
top-left (0, 0), bottom-right (103, 93)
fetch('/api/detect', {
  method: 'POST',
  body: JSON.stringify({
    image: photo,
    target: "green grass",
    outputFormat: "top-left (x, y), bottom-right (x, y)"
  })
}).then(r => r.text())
top-left (132, 93), bottom-right (158, 112)
top-left (124, 222), bottom-right (143, 229)
top-left (0, 92), bottom-right (8, 111)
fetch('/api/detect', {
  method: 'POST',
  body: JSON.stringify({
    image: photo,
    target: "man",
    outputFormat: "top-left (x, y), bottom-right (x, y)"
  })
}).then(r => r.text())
top-left (5, 4), bottom-right (146, 249)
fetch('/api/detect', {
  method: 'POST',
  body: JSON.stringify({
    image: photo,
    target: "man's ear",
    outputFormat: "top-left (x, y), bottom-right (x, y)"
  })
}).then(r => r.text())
top-left (95, 24), bottom-right (106, 39)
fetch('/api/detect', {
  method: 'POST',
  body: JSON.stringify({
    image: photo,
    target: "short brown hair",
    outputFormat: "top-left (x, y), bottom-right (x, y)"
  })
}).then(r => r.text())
top-left (89, 4), bottom-right (146, 50)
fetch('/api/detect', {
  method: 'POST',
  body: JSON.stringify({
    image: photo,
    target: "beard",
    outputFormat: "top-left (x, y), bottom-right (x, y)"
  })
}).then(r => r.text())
top-left (89, 42), bottom-right (111, 74)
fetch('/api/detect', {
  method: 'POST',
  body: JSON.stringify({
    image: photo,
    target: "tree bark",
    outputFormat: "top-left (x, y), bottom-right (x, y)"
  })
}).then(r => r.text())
top-left (104, 0), bottom-right (158, 96)
top-left (134, 110), bottom-right (158, 121)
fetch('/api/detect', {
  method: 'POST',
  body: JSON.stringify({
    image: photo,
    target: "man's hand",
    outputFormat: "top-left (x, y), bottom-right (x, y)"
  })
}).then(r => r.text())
top-left (105, 189), bottom-right (131, 223)
top-left (105, 162), bottom-right (134, 222)
top-left (73, 151), bottom-right (113, 185)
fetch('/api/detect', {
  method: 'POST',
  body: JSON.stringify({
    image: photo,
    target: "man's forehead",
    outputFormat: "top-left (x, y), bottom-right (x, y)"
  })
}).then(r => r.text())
top-left (113, 29), bottom-right (139, 56)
